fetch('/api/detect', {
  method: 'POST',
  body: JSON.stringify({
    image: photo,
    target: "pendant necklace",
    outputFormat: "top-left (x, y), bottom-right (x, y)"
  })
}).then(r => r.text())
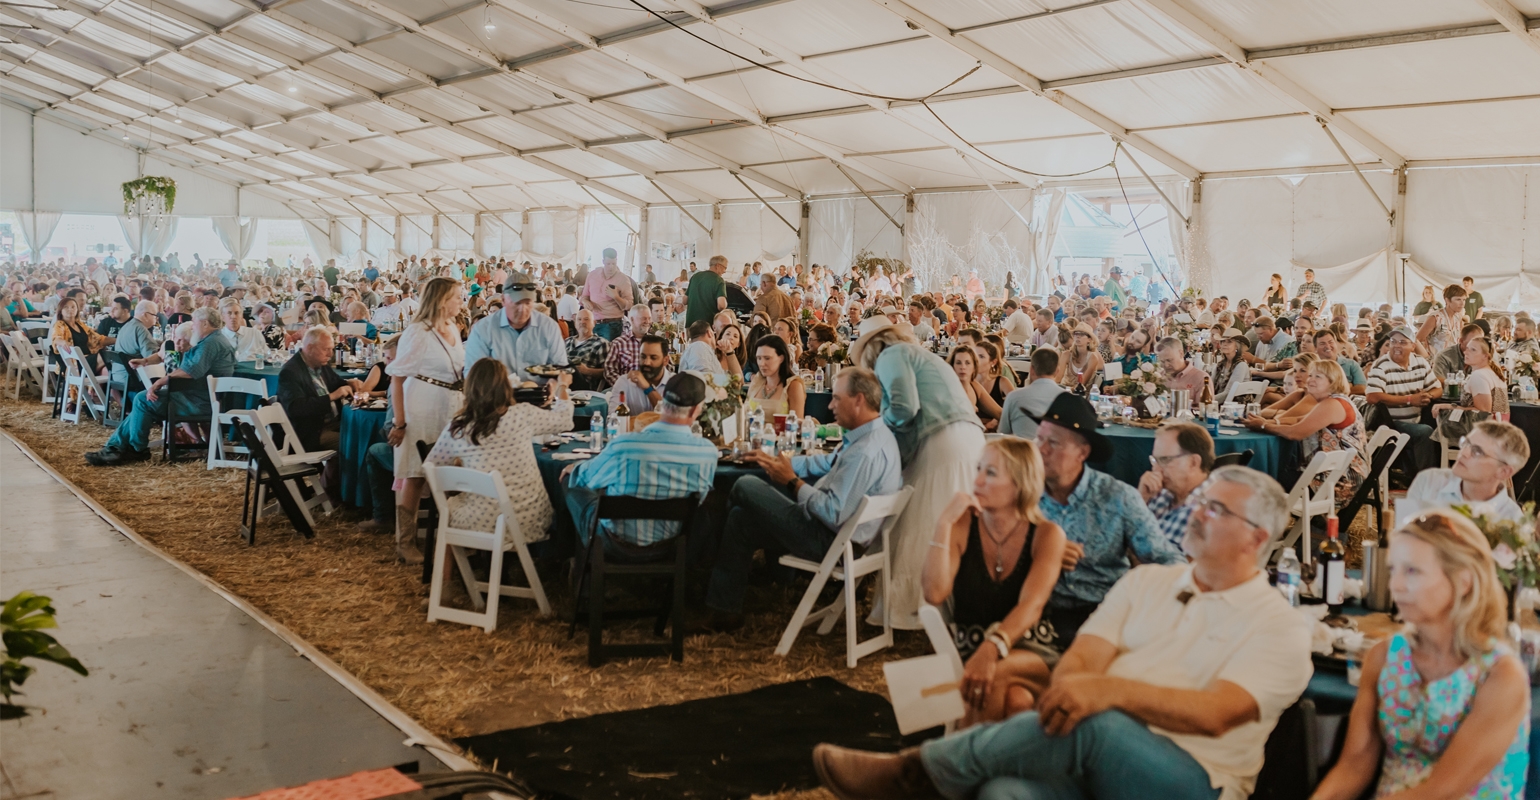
top-left (981, 516), bottom-right (1021, 575)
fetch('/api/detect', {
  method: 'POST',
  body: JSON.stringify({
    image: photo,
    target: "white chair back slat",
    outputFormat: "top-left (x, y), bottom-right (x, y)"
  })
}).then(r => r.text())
top-left (423, 463), bottom-right (550, 632)
top-left (1262, 450), bottom-right (1352, 568)
top-left (206, 376), bottom-right (270, 469)
top-left (1224, 380), bottom-right (1267, 405)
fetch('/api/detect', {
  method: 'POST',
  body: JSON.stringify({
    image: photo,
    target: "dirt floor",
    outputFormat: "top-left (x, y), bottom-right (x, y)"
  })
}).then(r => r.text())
top-left (0, 393), bottom-right (940, 799)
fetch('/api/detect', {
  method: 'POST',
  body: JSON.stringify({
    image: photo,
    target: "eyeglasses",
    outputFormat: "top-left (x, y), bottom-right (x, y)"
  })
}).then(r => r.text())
top-left (1457, 436), bottom-right (1513, 467)
top-left (1196, 497), bottom-right (1263, 530)
top-left (1149, 452), bottom-right (1192, 468)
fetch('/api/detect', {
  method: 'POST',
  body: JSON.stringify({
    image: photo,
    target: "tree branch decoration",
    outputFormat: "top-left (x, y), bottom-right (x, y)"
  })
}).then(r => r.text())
top-left (122, 176), bottom-right (177, 216)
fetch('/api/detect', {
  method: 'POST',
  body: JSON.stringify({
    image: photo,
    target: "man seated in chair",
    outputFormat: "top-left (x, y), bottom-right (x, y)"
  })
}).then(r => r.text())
top-left (86, 307), bottom-right (235, 466)
top-left (110, 300), bottom-right (160, 393)
top-left (699, 367), bottom-right (903, 633)
top-left (560, 373), bottom-right (718, 561)
top-left (1403, 419), bottom-right (1529, 523)
top-left (814, 466), bottom-right (1312, 800)
top-left (279, 325), bottom-right (363, 453)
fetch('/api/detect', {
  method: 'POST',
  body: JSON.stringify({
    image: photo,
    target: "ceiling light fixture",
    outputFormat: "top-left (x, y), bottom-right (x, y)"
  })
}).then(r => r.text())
top-left (483, 5), bottom-right (495, 32)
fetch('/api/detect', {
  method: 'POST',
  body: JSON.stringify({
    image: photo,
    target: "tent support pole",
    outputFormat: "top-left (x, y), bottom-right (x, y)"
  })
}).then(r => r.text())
top-left (647, 178), bottom-right (712, 236)
top-left (835, 163), bottom-right (904, 235)
top-left (1317, 117), bottom-right (1394, 222)
top-left (799, 201), bottom-right (810, 268)
top-left (1120, 144), bottom-right (1190, 226)
top-left (711, 203), bottom-right (722, 256)
top-left (731, 172), bottom-right (799, 238)
top-left (580, 185), bottom-right (638, 237)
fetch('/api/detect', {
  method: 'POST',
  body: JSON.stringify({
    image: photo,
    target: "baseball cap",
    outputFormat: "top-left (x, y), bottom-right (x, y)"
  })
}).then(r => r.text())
top-left (502, 270), bottom-right (538, 302)
top-left (662, 372), bottom-right (706, 407)
top-left (1388, 326), bottom-right (1418, 341)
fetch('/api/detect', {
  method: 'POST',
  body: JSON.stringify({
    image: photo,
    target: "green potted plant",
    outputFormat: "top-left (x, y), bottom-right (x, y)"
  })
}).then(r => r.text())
top-left (2, 591), bottom-right (89, 720)
top-left (121, 176), bottom-right (177, 215)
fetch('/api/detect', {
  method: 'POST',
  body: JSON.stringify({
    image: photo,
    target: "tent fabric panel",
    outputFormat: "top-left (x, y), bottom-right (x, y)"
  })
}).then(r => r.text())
top-left (594, 87), bottom-right (754, 136)
top-left (678, 66), bottom-right (868, 120)
top-left (781, 38), bottom-right (1012, 103)
top-left (363, 32), bottom-right (494, 81)
top-left (1178, 0), bottom-right (1491, 50)
top-left (1058, 64), bottom-right (1298, 131)
top-left (519, 50), bottom-right (664, 100)
top-left (643, 204), bottom-right (714, 279)
top-left (779, 113), bottom-right (965, 161)
top-left (511, 103), bottom-right (647, 143)
top-left (1136, 114), bottom-right (1380, 174)
top-left (961, 3), bottom-right (1216, 82)
top-left (1339, 99), bottom-right (1540, 161)
top-left (914, 92), bottom-right (1106, 146)
top-left (1262, 36), bottom-right (1540, 111)
top-left (456, 116), bottom-right (574, 152)
top-left (1404, 166), bottom-right (1539, 293)
top-left (727, 0), bottom-right (925, 55)
top-left (718, 200), bottom-right (801, 267)
top-left (226, 14), bottom-right (338, 61)
top-left (596, 140), bottom-right (720, 175)
top-left (680, 127), bottom-right (825, 170)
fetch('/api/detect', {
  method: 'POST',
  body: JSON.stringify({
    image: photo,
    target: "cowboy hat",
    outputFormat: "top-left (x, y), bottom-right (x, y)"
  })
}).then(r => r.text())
top-left (1030, 393), bottom-right (1113, 462)
top-left (848, 316), bottom-right (915, 367)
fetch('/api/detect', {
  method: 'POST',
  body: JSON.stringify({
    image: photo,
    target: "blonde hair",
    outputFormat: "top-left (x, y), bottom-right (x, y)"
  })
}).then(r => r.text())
top-left (985, 438), bottom-right (1047, 525)
top-left (1394, 510), bottom-right (1508, 660)
top-left (856, 327), bottom-right (916, 370)
top-left (1473, 419), bottom-right (1530, 469)
top-left (413, 277), bottom-right (462, 327)
top-left (1306, 357), bottom-right (1349, 395)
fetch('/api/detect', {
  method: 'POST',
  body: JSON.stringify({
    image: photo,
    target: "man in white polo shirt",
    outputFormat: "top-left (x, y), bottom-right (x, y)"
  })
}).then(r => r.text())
top-left (813, 465), bottom-right (1312, 800)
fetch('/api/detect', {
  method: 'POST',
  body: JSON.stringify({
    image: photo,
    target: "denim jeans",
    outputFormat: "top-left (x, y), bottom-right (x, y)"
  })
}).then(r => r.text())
top-left (592, 319), bottom-right (624, 341)
top-left (103, 390), bottom-right (166, 453)
top-left (365, 441), bottom-right (395, 523)
top-left (705, 475), bottom-right (836, 614)
top-left (920, 710), bottom-right (1220, 800)
top-left (1389, 419), bottom-right (1436, 471)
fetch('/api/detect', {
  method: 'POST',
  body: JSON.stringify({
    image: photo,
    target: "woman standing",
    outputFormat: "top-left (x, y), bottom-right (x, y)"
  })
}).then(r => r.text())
top-left (1264, 273), bottom-right (1286, 307)
top-left (949, 346), bottom-right (1003, 431)
top-left (1310, 511), bottom-right (1528, 800)
top-left (426, 359), bottom-right (573, 542)
top-left (923, 439), bottom-right (1065, 727)
top-left (1413, 284), bottom-right (1440, 318)
top-left (745, 334), bottom-right (806, 416)
top-left (1419, 284), bottom-right (1469, 357)
top-left (385, 277), bottom-right (466, 565)
top-left (1004, 271), bottom-right (1019, 302)
top-left (853, 317), bottom-right (985, 630)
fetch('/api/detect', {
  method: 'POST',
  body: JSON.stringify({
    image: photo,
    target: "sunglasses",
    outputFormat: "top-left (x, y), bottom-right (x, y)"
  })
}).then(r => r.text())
top-left (506, 283), bottom-right (538, 292)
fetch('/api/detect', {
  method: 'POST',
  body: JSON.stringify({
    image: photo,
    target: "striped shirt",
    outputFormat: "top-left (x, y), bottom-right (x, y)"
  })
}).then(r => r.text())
top-left (567, 421), bottom-right (718, 546)
top-left (1366, 354), bottom-right (1440, 421)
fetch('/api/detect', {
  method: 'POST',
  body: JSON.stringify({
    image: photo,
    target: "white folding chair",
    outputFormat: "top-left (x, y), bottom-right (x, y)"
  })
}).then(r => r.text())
top-left (4, 331), bottom-right (47, 400)
top-left (9, 333), bottom-right (58, 404)
top-left (135, 360), bottom-right (166, 390)
top-left (207, 376), bottom-right (270, 469)
top-left (1225, 380), bottom-right (1268, 405)
top-left (232, 404), bottom-right (336, 523)
top-left (58, 346), bottom-right (110, 424)
top-left (1263, 450), bottom-right (1353, 568)
top-left (918, 604), bottom-right (966, 733)
top-left (422, 463), bottom-right (551, 632)
top-left (775, 486), bottom-right (914, 667)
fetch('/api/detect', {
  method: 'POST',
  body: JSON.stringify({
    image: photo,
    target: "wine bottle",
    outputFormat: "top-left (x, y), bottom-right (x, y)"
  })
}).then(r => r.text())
top-left (1320, 513), bottom-right (1346, 612)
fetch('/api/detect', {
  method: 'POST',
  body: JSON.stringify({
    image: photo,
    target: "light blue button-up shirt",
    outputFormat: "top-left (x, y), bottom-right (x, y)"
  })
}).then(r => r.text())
top-left (791, 418), bottom-right (904, 546)
top-left (1041, 465), bottom-right (1185, 608)
top-left (568, 421), bottom-right (719, 546)
top-left (463, 308), bottom-right (567, 383)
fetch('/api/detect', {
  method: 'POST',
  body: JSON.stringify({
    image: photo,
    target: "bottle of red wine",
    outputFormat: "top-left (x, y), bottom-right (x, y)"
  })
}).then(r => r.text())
top-left (1320, 513), bottom-right (1346, 613)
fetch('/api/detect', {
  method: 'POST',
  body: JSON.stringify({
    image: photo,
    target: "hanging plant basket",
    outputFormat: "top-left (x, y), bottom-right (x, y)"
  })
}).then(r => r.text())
top-left (122, 176), bottom-right (177, 216)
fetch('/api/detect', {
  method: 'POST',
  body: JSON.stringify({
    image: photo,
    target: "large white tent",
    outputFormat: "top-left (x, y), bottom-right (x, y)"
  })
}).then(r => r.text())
top-left (3, 0), bottom-right (1539, 304)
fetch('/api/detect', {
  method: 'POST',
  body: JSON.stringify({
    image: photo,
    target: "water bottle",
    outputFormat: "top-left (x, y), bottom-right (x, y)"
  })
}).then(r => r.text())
top-left (813, 367), bottom-right (825, 394)
top-left (785, 409), bottom-right (799, 439)
top-left (800, 416), bottom-right (817, 454)
top-left (590, 411), bottom-right (604, 449)
top-left (1206, 402), bottom-right (1221, 434)
top-left (1276, 547), bottom-right (1302, 607)
top-left (606, 410), bottom-right (620, 443)
top-left (760, 423), bottom-right (779, 457)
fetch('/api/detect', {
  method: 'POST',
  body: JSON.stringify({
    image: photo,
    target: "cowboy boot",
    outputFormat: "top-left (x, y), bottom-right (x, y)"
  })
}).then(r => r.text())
top-left (813, 744), bottom-right (941, 800)
top-left (395, 505), bottom-right (423, 565)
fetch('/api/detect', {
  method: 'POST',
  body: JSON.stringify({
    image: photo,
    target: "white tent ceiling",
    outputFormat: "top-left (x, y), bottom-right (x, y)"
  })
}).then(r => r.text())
top-left (1, 0), bottom-right (1538, 220)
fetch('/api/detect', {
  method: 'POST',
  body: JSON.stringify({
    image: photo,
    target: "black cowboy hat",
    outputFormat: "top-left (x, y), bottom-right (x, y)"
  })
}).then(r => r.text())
top-left (1030, 393), bottom-right (1113, 462)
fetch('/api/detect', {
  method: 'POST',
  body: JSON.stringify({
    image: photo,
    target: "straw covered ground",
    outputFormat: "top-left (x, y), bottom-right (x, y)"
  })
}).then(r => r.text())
top-left (0, 393), bottom-right (937, 799)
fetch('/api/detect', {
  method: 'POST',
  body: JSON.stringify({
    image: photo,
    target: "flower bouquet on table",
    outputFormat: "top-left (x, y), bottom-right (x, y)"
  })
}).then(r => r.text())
top-left (649, 319), bottom-right (680, 340)
top-left (817, 340), bottom-right (849, 366)
top-left (1114, 360), bottom-right (1166, 419)
top-left (1451, 503), bottom-right (1540, 593)
top-left (987, 306), bottom-right (1007, 328)
top-left (695, 372), bottom-right (744, 445)
top-left (801, 307), bottom-right (816, 327)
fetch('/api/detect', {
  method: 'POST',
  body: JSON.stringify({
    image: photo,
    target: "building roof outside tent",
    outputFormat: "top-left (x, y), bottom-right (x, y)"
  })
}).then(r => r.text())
top-left (1, 0), bottom-right (1537, 218)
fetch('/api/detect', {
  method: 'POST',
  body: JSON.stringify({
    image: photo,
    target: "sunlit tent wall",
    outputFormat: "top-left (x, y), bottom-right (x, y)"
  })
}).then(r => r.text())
top-left (2, 0), bottom-right (1538, 307)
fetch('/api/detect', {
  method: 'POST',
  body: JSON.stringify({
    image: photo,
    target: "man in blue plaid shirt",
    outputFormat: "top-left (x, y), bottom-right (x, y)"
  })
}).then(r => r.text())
top-left (1137, 422), bottom-right (1215, 549)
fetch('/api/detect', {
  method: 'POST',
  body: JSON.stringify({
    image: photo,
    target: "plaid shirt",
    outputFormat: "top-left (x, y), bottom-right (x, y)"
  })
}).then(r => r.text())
top-left (565, 334), bottom-right (609, 390)
top-left (1146, 479), bottom-right (1208, 550)
top-left (604, 330), bottom-right (642, 384)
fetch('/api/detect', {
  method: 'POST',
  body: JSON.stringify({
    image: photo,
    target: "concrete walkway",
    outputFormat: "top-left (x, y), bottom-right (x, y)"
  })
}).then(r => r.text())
top-left (0, 436), bottom-right (442, 799)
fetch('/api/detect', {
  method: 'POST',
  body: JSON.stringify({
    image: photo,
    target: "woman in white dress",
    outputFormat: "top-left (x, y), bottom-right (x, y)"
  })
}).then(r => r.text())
top-left (385, 277), bottom-right (465, 564)
top-left (426, 359), bottom-right (574, 541)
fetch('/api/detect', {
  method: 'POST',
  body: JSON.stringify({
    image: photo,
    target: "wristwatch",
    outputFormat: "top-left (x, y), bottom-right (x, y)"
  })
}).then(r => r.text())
top-left (785, 476), bottom-right (802, 494)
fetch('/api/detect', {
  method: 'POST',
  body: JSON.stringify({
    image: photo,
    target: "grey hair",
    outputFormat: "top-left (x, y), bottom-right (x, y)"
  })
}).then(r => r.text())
top-left (301, 325), bottom-right (334, 348)
top-left (837, 366), bottom-right (883, 411)
top-left (627, 304), bottom-right (650, 324)
top-left (655, 399), bottom-right (697, 417)
top-left (1211, 465), bottom-right (1289, 538)
top-left (190, 306), bottom-right (221, 329)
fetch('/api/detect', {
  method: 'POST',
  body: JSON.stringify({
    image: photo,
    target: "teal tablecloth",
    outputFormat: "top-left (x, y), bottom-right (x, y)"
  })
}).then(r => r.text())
top-left (572, 397), bottom-right (607, 430)
top-left (232, 359), bottom-right (369, 397)
top-left (340, 404), bottom-right (388, 508)
top-left (1089, 423), bottom-right (1289, 487)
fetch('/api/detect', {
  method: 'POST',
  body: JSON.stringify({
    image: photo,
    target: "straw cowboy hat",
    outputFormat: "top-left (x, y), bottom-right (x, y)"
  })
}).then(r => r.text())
top-left (848, 316), bottom-right (916, 366)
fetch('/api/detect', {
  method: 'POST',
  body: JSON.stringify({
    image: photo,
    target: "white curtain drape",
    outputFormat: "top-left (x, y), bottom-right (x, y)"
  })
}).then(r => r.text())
top-left (16, 211), bottom-right (61, 258)
top-left (1290, 249), bottom-right (1393, 307)
top-left (1033, 189), bottom-right (1068, 292)
top-left (211, 216), bottom-right (259, 263)
top-left (117, 215), bottom-right (178, 259)
top-left (1163, 180), bottom-right (1192, 290)
top-left (301, 218), bottom-right (334, 262)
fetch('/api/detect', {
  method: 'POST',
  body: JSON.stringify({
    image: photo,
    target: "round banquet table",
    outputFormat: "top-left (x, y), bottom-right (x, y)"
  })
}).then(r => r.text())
top-left (1089, 423), bottom-right (1292, 487)
top-left (231, 359), bottom-right (367, 397)
top-left (339, 404), bottom-right (388, 508)
top-left (570, 396), bottom-right (608, 430)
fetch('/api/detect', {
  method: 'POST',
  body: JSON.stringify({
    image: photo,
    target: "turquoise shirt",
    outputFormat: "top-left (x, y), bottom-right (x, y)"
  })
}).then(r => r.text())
top-left (872, 342), bottom-right (980, 464)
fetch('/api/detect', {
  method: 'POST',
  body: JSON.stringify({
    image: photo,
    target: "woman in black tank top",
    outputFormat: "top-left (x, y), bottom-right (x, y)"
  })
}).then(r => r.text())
top-left (922, 439), bottom-right (1066, 728)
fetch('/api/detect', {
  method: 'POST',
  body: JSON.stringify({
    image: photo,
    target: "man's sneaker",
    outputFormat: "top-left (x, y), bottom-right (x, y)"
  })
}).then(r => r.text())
top-left (120, 448), bottom-right (151, 463)
top-left (85, 448), bottom-right (123, 466)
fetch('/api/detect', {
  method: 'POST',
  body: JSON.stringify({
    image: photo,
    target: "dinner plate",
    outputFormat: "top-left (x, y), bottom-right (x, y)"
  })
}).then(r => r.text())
top-left (526, 364), bottom-right (574, 377)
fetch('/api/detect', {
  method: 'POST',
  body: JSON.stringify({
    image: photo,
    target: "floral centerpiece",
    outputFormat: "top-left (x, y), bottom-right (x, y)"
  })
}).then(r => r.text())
top-left (696, 372), bottom-right (744, 444)
top-left (649, 320), bottom-right (680, 340)
top-left (987, 306), bottom-right (1007, 328)
top-left (1452, 503), bottom-right (1540, 592)
top-left (1114, 360), bottom-right (1165, 399)
top-left (121, 176), bottom-right (177, 215)
top-left (817, 340), bottom-right (849, 366)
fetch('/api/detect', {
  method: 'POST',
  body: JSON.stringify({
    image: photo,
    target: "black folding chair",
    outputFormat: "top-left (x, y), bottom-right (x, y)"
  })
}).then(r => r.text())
top-left (1213, 449), bottom-right (1255, 468)
top-left (1335, 437), bottom-right (1402, 543)
top-left (569, 492), bottom-right (700, 667)
top-left (233, 419), bottom-right (320, 545)
top-left (99, 350), bottom-right (136, 427)
top-left (161, 376), bottom-right (205, 462)
top-left (1251, 698), bottom-right (1319, 800)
